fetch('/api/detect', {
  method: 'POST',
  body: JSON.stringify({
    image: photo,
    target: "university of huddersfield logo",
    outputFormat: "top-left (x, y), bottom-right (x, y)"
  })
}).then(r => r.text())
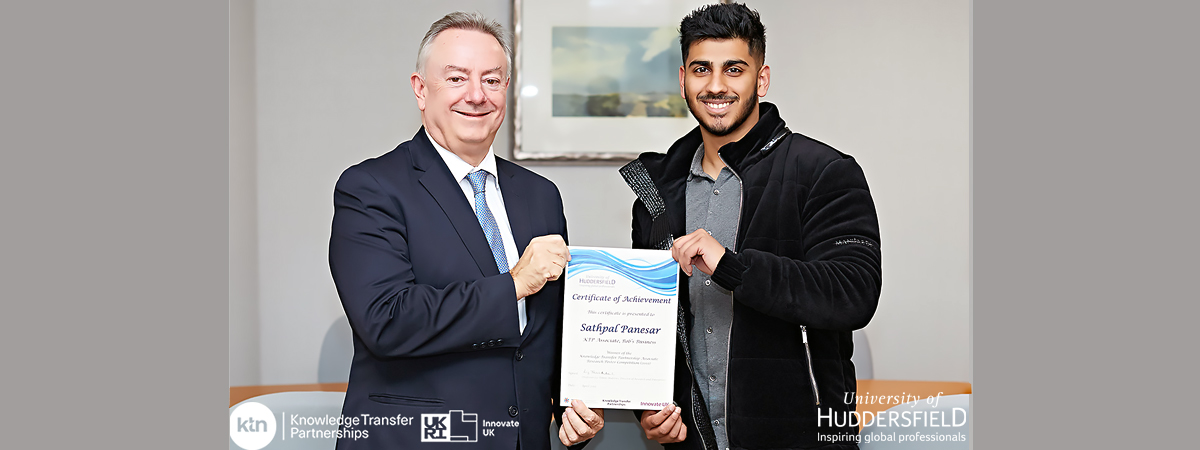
top-left (421, 410), bottom-right (478, 442)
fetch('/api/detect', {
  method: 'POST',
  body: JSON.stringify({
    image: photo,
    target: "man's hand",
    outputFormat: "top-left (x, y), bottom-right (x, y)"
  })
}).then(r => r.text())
top-left (671, 229), bottom-right (725, 276)
top-left (510, 234), bottom-right (569, 299)
top-left (638, 403), bottom-right (687, 444)
top-left (559, 399), bottom-right (604, 446)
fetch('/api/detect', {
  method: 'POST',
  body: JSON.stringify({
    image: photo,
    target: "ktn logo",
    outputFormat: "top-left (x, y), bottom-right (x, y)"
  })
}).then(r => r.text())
top-left (229, 402), bottom-right (277, 450)
top-left (421, 410), bottom-right (478, 442)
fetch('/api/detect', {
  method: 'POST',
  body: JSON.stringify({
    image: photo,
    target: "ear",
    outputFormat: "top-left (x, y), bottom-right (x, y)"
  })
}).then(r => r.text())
top-left (678, 65), bottom-right (686, 98)
top-left (410, 72), bottom-right (427, 111)
top-left (757, 64), bottom-right (771, 98)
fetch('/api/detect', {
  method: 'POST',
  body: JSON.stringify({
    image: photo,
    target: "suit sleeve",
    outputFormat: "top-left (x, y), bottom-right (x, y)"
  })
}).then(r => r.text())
top-left (328, 165), bottom-right (521, 358)
top-left (710, 157), bottom-right (882, 331)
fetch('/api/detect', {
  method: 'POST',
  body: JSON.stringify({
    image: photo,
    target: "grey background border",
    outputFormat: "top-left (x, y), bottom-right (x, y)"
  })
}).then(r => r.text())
top-left (0, 0), bottom-right (1196, 448)
top-left (1, 0), bottom-right (226, 448)
top-left (973, 0), bottom-right (1197, 447)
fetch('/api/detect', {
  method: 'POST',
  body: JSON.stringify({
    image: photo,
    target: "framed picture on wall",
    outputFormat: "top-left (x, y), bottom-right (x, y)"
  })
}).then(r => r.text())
top-left (513, 0), bottom-right (714, 161)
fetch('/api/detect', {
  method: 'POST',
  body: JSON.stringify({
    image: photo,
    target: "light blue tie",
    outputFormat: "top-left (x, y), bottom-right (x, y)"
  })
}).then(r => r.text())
top-left (466, 170), bottom-right (509, 273)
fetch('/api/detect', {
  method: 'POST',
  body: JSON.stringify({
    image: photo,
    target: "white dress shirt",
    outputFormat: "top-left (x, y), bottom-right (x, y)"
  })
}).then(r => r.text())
top-left (427, 131), bottom-right (527, 334)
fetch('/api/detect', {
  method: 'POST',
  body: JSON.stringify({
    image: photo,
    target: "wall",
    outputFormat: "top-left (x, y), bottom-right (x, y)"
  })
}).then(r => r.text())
top-left (229, 0), bottom-right (259, 386)
top-left (230, 0), bottom-right (970, 386)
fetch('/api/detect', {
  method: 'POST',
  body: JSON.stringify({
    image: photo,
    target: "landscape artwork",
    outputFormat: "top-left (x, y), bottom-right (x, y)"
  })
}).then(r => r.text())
top-left (551, 26), bottom-right (688, 118)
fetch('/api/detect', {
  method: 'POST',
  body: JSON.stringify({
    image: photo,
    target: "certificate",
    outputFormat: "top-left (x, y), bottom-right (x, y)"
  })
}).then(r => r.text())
top-left (559, 246), bottom-right (678, 410)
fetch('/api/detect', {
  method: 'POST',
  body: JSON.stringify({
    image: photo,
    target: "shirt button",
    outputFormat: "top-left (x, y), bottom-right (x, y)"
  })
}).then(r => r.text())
top-left (709, 374), bottom-right (717, 382)
top-left (713, 419), bottom-right (721, 426)
top-left (508, 405), bottom-right (519, 417)
top-left (706, 327), bottom-right (713, 334)
top-left (713, 189), bottom-right (720, 195)
top-left (705, 279), bottom-right (711, 286)
top-left (515, 350), bottom-right (524, 361)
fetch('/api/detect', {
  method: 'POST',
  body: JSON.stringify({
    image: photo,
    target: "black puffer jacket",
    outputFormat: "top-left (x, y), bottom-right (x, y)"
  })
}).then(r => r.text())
top-left (621, 102), bottom-right (882, 449)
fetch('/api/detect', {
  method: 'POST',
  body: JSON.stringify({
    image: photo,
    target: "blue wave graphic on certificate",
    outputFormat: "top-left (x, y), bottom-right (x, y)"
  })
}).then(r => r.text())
top-left (567, 249), bottom-right (677, 296)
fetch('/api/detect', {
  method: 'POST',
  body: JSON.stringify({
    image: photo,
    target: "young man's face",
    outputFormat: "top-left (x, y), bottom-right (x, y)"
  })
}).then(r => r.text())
top-left (680, 38), bottom-right (769, 139)
top-left (413, 29), bottom-right (509, 153)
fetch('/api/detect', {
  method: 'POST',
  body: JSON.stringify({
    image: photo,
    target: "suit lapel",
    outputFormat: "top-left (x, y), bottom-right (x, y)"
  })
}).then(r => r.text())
top-left (497, 160), bottom-right (539, 339)
top-left (497, 160), bottom-right (533, 252)
top-left (412, 130), bottom-right (498, 277)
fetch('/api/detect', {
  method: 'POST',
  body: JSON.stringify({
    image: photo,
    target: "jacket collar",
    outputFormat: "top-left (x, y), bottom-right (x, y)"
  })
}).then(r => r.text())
top-left (626, 102), bottom-right (788, 248)
top-left (408, 127), bottom-right (506, 278)
top-left (638, 101), bottom-right (788, 181)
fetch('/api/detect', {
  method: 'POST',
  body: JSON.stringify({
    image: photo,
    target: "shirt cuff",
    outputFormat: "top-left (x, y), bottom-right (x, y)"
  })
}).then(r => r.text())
top-left (711, 248), bottom-right (746, 291)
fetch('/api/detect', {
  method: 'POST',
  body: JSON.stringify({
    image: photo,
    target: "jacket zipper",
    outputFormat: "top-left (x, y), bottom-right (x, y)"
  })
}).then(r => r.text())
top-left (719, 153), bottom-right (744, 443)
top-left (677, 312), bottom-right (715, 450)
top-left (801, 325), bottom-right (821, 405)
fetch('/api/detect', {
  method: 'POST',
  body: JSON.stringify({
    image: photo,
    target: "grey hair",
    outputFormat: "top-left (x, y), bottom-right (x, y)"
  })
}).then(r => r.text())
top-left (415, 11), bottom-right (513, 78)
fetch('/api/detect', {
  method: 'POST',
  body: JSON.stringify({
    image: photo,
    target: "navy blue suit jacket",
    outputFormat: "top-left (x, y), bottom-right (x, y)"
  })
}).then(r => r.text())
top-left (329, 129), bottom-right (567, 449)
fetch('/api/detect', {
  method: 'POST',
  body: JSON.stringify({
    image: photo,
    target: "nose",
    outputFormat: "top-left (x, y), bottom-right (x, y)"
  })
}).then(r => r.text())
top-left (464, 79), bottom-right (486, 105)
top-left (704, 73), bottom-right (728, 96)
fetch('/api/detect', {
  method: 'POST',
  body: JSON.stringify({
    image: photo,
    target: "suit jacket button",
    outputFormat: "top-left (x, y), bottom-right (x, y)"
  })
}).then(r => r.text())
top-left (508, 405), bottom-right (519, 417)
top-left (472, 343), bottom-right (478, 349)
top-left (515, 350), bottom-right (524, 361)
top-left (497, 338), bottom-right (503, 345)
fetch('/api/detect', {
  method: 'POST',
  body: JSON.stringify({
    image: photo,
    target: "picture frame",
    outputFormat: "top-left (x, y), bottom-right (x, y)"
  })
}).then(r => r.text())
top-left (512, 0), bottom-right (716, 161)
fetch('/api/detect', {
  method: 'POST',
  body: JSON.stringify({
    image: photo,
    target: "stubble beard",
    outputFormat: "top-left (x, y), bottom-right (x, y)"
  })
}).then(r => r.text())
top-left (687, 93), bottom-right (758, 137)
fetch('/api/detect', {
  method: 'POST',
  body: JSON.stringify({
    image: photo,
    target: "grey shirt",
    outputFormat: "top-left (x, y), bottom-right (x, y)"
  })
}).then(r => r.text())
top-left (685, 144), bottom-right (741, 450)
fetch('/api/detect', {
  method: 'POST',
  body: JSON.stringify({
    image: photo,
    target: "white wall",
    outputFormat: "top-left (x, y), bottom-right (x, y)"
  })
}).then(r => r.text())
top-left (229, 0), bottom-right (260, 386)
top-left (230, 0), bottom-right (970, 385)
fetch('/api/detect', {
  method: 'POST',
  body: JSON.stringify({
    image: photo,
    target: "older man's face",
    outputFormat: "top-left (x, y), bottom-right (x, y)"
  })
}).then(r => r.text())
top-left (413, 29), bottom-right (508, 155)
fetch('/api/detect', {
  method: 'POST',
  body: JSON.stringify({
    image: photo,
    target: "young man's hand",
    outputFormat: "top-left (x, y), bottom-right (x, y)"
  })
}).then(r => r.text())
top-left (671, 229), bottom-right (724, 276)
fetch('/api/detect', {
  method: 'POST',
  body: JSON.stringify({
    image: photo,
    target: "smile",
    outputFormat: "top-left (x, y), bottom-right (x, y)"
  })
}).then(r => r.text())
top-left (454, 110), bottom-right (491, 118)
top-left (702, 100), bottom-right (734, 113)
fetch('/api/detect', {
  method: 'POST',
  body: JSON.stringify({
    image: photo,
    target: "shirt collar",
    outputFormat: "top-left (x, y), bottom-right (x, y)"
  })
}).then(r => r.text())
top-left (426, 129), bottom-right (498, 182)
top-left (687, 142), bottom-right (709, 181)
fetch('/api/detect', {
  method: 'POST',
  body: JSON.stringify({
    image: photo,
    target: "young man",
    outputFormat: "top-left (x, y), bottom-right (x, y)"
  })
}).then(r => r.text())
top-left (621, 3), bottom-right (882, 449)
top-left (329, 12), bottom-right (602, 449)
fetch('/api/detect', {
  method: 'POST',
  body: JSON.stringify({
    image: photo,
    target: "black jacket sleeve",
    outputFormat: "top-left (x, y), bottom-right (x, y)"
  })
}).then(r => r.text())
top-left (712, 156), bottom-right (882, 331)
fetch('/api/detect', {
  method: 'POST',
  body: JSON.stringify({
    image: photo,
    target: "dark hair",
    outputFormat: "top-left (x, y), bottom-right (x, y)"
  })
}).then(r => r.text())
top-left (679, 2), bottom-right (766, 65)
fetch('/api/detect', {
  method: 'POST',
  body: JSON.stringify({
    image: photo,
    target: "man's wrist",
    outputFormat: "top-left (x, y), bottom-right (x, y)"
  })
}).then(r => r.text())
top-left (510, 272), bottom-right (528, 299)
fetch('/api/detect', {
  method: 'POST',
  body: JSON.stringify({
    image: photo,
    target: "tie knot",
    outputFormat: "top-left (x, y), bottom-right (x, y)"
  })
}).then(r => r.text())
top-left (466, 170), bottom-right (489, 194)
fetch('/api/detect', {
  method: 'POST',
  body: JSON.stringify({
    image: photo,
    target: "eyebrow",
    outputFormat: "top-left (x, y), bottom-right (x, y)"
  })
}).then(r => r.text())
top-left (444, 65), bottom-right (504, 76)
top-left (687, 59), bottom-right (749, 69)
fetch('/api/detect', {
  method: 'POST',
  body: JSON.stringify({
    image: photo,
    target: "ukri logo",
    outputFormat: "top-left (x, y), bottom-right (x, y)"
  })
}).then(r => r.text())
top-left (421, 410), bottom-right (478, 442)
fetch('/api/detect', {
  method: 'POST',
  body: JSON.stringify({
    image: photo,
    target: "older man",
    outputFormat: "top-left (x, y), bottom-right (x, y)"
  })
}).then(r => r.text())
top-left (329, 12), bottom-right (602, 450)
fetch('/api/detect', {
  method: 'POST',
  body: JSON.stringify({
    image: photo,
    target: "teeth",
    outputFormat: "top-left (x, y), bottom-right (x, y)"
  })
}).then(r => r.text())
top-left (706, 102), bottom-right (730, 109)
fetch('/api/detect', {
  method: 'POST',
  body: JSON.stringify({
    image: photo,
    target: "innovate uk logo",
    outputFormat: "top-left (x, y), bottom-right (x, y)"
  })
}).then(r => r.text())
top-left (229, 402), bottom-right (277, 450)
top-left (421, 410), bottom-right (479, 442)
